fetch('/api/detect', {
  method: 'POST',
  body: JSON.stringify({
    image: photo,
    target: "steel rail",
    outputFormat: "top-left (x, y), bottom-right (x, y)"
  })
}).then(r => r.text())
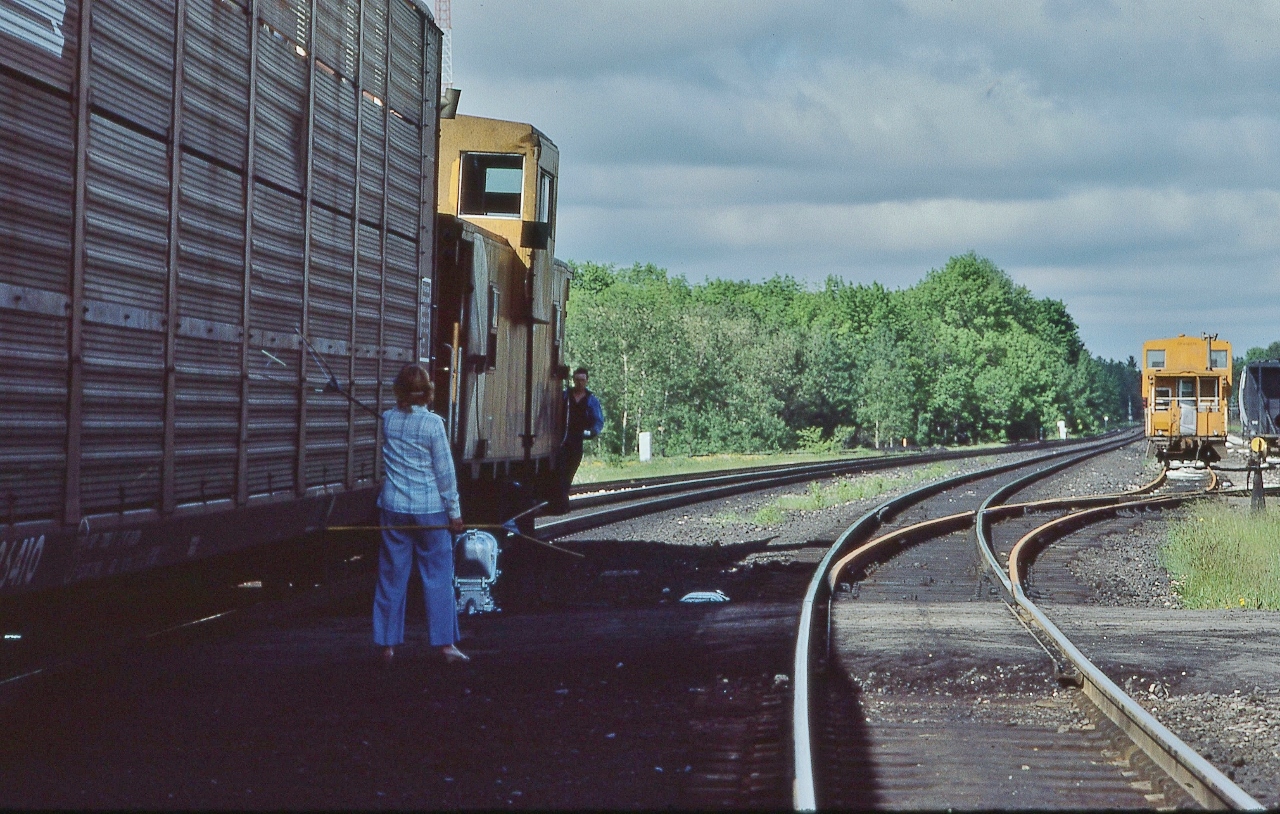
top-left (790, 429), bottom-right (1136, 809)
top-left (539, 433), bottom-right (1127, 541)
top-left (563, 457), bottom-right (935, 515)
top-left (570, 443), bottom-right (1038, 496)
top-left (560, 431), bottom-right (1131, 516)
top-left (538, 461), bottom-right (894, 540)
top-left (825, 447), bottom-right (1166, 594)
top-left (1002, 494), bottom-right (1264, 810)
top-left (968, 454), bottom-right (1261, 808)
top-left (568, 457), bottom-right (914, 509)
top-left (567, 433), bottom-right (1125, 507)
top-left (973, 456), bottom-right (1171, 596)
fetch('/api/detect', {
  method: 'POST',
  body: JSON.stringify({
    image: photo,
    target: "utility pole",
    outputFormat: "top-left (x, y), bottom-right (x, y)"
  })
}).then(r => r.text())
top-left (434, 0), bottom-right (460, 116)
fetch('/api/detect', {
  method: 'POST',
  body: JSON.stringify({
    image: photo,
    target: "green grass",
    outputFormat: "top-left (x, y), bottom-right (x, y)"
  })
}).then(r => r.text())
top-left (572, 428), bottom-right (1120, 488)
top-left (571, 449), bottom-right (883, 486)
top-left (1161, 502), bottom-right (1280, 610)
top-left (751, 462), bottom-right (955, 526)
top-left (703, 511), bottom-right (751, 526)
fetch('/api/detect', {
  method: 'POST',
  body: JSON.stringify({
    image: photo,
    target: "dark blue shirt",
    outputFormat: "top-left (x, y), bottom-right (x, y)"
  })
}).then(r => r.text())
top-left (563, 390), bottom-right (604, 446)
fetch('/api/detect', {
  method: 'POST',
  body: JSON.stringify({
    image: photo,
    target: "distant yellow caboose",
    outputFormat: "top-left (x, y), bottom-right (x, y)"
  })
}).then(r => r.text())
top-left (1142, 335), bottom-right (1232, 462)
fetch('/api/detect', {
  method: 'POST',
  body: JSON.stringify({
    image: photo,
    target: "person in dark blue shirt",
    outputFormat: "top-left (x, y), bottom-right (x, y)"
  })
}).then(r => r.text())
top-left (554, 366), bottom-right (604, 513)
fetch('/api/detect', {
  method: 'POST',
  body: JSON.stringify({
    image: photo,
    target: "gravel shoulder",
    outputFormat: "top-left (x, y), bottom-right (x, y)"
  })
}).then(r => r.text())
top-left (560, 447), bottom-right (1063, 557)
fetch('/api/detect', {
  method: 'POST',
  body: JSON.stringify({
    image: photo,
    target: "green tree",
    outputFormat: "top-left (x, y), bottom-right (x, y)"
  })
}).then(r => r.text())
top-left (564, 253), bottom-right (1128, 455)
top-left (856, 325), bottom-right (912, 446)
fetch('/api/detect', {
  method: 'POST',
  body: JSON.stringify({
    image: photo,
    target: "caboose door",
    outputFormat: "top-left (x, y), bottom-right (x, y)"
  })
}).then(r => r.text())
top-left (1177, 379), bottom-right (1198, 436)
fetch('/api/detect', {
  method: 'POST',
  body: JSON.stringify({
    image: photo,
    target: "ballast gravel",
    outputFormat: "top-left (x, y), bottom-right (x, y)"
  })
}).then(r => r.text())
top-left (1065, 521), bottom-right (1182, 609)
top-left (561, 446), bottom-right (1058, 556)
top-left (1020, 443), bottom-right (1280, 803)
top-left (1139, 688), bottom-right (1280, 801)
top-left (581, 439), bottom-right (1280, 804)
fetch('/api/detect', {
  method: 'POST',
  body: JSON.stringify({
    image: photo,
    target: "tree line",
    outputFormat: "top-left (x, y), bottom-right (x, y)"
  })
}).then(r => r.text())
top-left (563, 252), bottom-right (1140, 458)
top-left (1236, 341), bottom-right (1280, 377)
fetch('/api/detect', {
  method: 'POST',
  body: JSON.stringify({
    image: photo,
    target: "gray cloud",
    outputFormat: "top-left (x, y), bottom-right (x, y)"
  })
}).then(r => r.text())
top-left (449, 1), bottom-right (1280, 360)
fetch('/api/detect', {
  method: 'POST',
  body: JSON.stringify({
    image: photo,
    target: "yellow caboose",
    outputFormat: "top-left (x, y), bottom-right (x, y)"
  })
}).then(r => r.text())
top-left (432, 114), bottom-right (571, 489)
top-left (1142, 335), bottom-right (1232, 462)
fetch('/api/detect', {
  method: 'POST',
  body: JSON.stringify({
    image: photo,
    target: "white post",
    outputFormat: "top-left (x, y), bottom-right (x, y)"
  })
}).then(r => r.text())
top-left (638, 431), bottom-right (652, 462)
top-left (1057, 420), bottom-right (1068, 440)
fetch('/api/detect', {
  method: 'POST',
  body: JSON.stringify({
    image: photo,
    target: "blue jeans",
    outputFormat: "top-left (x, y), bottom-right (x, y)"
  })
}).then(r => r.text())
top-left (372, 509), bottom-right (459, 647)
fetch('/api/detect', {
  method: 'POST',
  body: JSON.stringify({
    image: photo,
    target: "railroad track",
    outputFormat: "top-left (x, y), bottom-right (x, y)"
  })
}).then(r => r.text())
top-left (0, 435), bottom-right (1115, 699)
top-left (564, 441), bottom-right (1061, 506)
top-left (542, 433), bottom-right (1125, 538)
top-left (1, 435), bottom-right (1092, 808)
top-left (793, 432), bottom-right (1266, 810)
top-left (3, 429), bottom-right (1180, 810)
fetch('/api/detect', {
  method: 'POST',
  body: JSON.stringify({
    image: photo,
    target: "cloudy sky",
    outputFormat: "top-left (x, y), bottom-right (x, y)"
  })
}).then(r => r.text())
top-left (449, 1), bottom-right (1279, 361)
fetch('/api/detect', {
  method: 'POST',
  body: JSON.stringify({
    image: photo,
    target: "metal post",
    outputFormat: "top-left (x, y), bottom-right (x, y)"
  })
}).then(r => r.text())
top-left (1250, 437), bottom-right (1267, 514)
top-left (65, 0), bottom-right (95, 525)
top-left (295, 0), bottom-right (318, 497)
top-left (345, 0), bottom-right (366, 491)
top-left (1250, 462), bottom-right (1265, 513)
top-left (237, 0), bottom-right (261, 506)
top-left (161, 0), bottom-right (188, 514)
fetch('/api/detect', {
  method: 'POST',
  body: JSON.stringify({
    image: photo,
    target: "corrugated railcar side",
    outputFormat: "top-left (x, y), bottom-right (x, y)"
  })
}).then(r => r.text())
top-left (1239, 360), bottom-right (1280, 455)
top-left (0, 0), bottom-right (442, 593)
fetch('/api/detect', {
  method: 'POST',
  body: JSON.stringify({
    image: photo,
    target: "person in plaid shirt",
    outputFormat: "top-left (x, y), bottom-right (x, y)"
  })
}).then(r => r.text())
top-left (372, 363), bottom-right (469, 667)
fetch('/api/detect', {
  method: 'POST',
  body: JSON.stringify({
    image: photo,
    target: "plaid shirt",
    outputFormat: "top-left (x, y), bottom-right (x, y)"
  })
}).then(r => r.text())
top-left (378, 406), bottom-right (461, 519)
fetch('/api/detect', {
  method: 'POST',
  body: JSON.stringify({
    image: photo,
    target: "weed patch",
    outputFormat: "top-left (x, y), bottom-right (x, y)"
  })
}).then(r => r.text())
top-left (573, 450), bottom-right (878, 485)
top-left (1161, 502), bottom-right (1280, 610)
top-left (751, 463), bottom-right (953, 526)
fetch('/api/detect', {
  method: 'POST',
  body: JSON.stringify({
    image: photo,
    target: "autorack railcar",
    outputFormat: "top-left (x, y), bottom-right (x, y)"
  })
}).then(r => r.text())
top-left (0, 0), bottom-right (570, 595)
top-left (1141, 335), bottom-right (1232, 462)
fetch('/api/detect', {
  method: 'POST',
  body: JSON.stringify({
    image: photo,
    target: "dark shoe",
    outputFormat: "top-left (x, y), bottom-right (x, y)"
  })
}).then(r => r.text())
top-left (380, 647), bottom-right (395, 670)
top-left (441, 645), bottom-right (470, 663)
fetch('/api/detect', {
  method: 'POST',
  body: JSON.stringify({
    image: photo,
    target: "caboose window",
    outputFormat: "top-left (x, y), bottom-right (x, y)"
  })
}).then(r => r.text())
top-left (460, 153), bottom-right (523, 217)
top-left (537, 170), bottom-right (556, 233)
top-left (1146, 349), bottom-right (1165, 368)
top-left (1209, 349), bottom-right (1227, 369)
